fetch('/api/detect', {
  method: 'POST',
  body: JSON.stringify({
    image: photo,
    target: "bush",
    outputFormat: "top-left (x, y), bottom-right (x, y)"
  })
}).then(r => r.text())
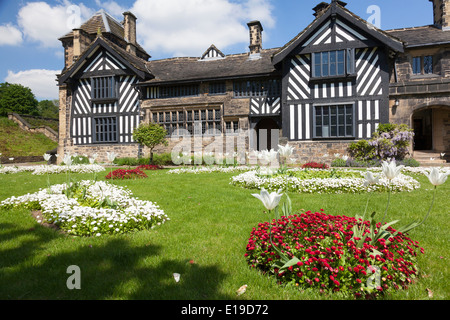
top-left (398, 158), bottom-right (420, 167)
top-left (302, 162), bottom-right (329, 169)
top-left (105, 168), bottom-right (148, 180)
top-left (245, 210), bottom-right (424, 299)
top-left (349, 124), bottom-right (414, 161)
top-left (114, 153), bottom-right (174, 167)
top-left (331, 158), bottom-right (347, 167)
top-left (348, 140), bottom-right (375, 161)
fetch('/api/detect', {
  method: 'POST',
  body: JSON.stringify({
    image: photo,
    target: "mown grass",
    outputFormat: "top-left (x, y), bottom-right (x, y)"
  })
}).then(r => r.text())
top-left (0, 168), bottom-right (448, 300)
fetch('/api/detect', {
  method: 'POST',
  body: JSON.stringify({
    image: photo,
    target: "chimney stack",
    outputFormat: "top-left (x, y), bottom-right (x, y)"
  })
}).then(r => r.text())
top-left (123, 11), bottom-right (137, 54)
top-left (72, 28), bottom-right (90, 62)
top-left (430, 0), bottom-right (450, 30)
top-left (247, 21), bottom-right (263, 55)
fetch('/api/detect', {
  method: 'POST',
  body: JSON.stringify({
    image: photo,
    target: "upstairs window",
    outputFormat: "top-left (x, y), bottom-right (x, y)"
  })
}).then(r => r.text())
top-left (312, 49), bottom-right (355, 78)
top-left (92, 76), bottom-right (116, 100)
top-left (233, 79), bottom-right (281, 97)
top-left (209, 82), bottom-right (226, 95)
top-left (412, 56), bottom-right (433, 75)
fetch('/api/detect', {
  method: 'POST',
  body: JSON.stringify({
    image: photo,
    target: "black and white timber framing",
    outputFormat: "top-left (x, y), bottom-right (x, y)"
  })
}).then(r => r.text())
top-left (274, 1), bottom-right (403, 142)
top-left (59, 37), bottom-right (152, 146)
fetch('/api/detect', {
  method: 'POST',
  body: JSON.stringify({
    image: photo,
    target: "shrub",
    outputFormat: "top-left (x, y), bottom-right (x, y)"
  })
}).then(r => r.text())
top-left (397, 157), bottom-right (420, 167)
top-left (349, 124), bottom-right (414, 161)
top-left (302, 162), bottom-right (329, 169)
top-left (348, 140), bottom-right (375, 161)
top-left (105, 168), bottom-right (148, 180)
top-left (331, 158), bottom-right (347, 167)
top-left (245, 210), bottom-right (424, 299)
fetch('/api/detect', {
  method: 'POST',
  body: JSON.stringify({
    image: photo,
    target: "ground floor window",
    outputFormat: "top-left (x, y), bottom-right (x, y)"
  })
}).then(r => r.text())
top-left (93, 116), bottom-right (118, 143)
top-left (314, 104), bottom-right (354, 138)
top-left (152, 108), bottom-right (222, 136)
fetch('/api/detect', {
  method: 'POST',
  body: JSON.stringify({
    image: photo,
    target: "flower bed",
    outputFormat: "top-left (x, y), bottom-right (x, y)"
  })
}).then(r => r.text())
top-left (0, 164), bottom-right (105, 175)
top-left (302, 162), bottom-right (329, 169)
top-left (167, 166), bottom-right (253, 174)
top-left (106, 168), bottom-right (148, 180)
top-left (137, 164), bottom-right (163, 170)
top-left (0, 180), bottom-right (169, 236)
top-left (245, 210), bottom-right (424, 299)
top-left (231, 168), bottom-right (420, 193)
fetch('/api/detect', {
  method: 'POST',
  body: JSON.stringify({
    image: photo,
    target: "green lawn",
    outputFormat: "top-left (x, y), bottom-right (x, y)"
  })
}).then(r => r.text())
top-left (0, 168), bottom-right (448, 300)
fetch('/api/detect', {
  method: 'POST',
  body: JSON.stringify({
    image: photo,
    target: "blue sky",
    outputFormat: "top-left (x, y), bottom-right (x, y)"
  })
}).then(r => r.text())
top-left (0, 0), bottom-right (434, 101)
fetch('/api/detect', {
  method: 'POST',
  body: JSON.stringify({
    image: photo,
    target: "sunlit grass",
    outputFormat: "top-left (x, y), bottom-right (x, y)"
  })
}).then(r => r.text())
top-left (0, 167), bottom-right (448, 300)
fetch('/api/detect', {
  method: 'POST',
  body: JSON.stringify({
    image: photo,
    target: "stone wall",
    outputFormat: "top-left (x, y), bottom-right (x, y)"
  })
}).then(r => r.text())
top-left (287, 140), bottom-right (353, 165)
top-left (7, 113), bottom-right (58, 142)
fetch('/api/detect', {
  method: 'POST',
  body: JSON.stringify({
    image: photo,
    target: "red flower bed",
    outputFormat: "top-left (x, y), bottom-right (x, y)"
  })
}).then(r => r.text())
top-left (105, 168), bottom-right (148, 180)
top-left (302, 162), bottom-right (329, 169)
top-left (245, 210), bottom-right (424, 299)
top-left (137, 164), bottom-right (163, 170)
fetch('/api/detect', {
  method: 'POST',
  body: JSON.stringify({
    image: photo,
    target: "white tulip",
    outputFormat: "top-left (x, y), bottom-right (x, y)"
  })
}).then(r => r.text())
top-left (43, 153), bottom-right (51, 161)
top-left (252, 188), bottom-right (283, 211)
top-left (364, 171), bottom-right (380, 186)
top-left (107, 152), bottom-right (118, 162)
top-left (381, 161), bottom-right (404, 180)
top-left (426, 168), bottom-right (448, 186)
top-left (278, 144), bottom-right (294, 158)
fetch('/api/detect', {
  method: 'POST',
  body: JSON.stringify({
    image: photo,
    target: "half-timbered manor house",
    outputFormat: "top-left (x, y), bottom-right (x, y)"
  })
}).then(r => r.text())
top-left (57, 0), bottom-right (450, 163)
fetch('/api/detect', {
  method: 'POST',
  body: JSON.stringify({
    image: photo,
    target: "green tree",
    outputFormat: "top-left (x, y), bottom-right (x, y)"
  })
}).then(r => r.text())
top-left (0, 82), bottom-right (39, 116)
top-left (132, 122), bottom-right (168, 164)
top-left (37, 99), bottom-right (59, 119)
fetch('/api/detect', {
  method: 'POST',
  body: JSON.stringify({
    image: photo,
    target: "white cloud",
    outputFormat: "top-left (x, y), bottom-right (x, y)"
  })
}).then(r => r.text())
top-left (0, 23), bottom-right (23, 46)
top-left (130, 0), bottom-right (275, 57)
top-left (5, 69), bottom-right (60, 100)
top-left (95, 0), bottom-right (128, 17)
top-left (17, 1), bottom-right (94, 48)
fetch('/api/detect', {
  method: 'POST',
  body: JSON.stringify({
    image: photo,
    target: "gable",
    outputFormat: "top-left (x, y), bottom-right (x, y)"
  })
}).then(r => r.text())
top-left (273, 2), bottom-right (403, 65)
top-left (58, 37), bottom-right (152, 85)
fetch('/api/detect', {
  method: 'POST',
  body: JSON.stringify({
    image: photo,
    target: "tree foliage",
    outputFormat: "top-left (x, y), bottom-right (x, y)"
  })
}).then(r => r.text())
top-left (132, 122), bottom-right (168, 164)
top-left (0, 82), bottom-right (39, 116)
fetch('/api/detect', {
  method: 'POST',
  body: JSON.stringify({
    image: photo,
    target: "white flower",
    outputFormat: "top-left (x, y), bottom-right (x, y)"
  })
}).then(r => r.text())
top-left (364, 171), bottom-right (380, 186)
top-left (334, 153), bottom-right (341, 158)
top-left (107, 152), bottom-right (118, 163)
top-left (252, 188), bottom-right (283, 211)
top-left (43, 153), bottom-right (51, 161)
top-left (381, 161), bottom-right (404, 180)
top-left (89, 157), bottom-right (95, 164)
top-left (342, 155), bottom-right (349, 161)
top-left (426, 168), bottom-right (448, 186)
top-left (278, 144), bottom-right (294, 158)
top-left (63, 154), bottom-right (72, 166)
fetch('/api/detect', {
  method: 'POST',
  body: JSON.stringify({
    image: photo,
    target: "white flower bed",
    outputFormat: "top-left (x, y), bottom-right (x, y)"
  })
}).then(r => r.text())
top-left (231, 168), bottom-right (421, 193)
top-left (0, 180), bottom-right (169, 236)
top-left (167, 166), bottom-right (254, 174)
top-left (0, 164), bottom-right (106, 175)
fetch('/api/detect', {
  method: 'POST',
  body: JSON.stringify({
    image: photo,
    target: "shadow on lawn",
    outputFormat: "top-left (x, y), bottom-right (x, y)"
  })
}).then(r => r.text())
top-left (0, 221), bottom-right (231, 300)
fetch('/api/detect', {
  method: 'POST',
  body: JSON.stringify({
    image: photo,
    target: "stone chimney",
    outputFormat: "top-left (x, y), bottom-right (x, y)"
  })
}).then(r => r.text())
top-left (72, 28), bottom-right (90, 62)
top-left (313, 1), bottom-right (346, 18)
top-left (247, 21), bottom-right (263, 55)
top-left (123, 11), bottom-right (137, 55)
top-left (430, 0), bottom-right (450, 30)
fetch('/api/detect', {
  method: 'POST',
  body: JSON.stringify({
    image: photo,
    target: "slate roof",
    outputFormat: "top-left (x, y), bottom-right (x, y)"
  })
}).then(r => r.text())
top-left (141, 48), bottom-right (281, 85)
top-left (386, 25), bottom-right (450, 47)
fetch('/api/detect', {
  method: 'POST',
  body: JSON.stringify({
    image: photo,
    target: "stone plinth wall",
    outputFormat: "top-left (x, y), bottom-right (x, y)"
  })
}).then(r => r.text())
top-left (63, 143), bottom-right (141, 164)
